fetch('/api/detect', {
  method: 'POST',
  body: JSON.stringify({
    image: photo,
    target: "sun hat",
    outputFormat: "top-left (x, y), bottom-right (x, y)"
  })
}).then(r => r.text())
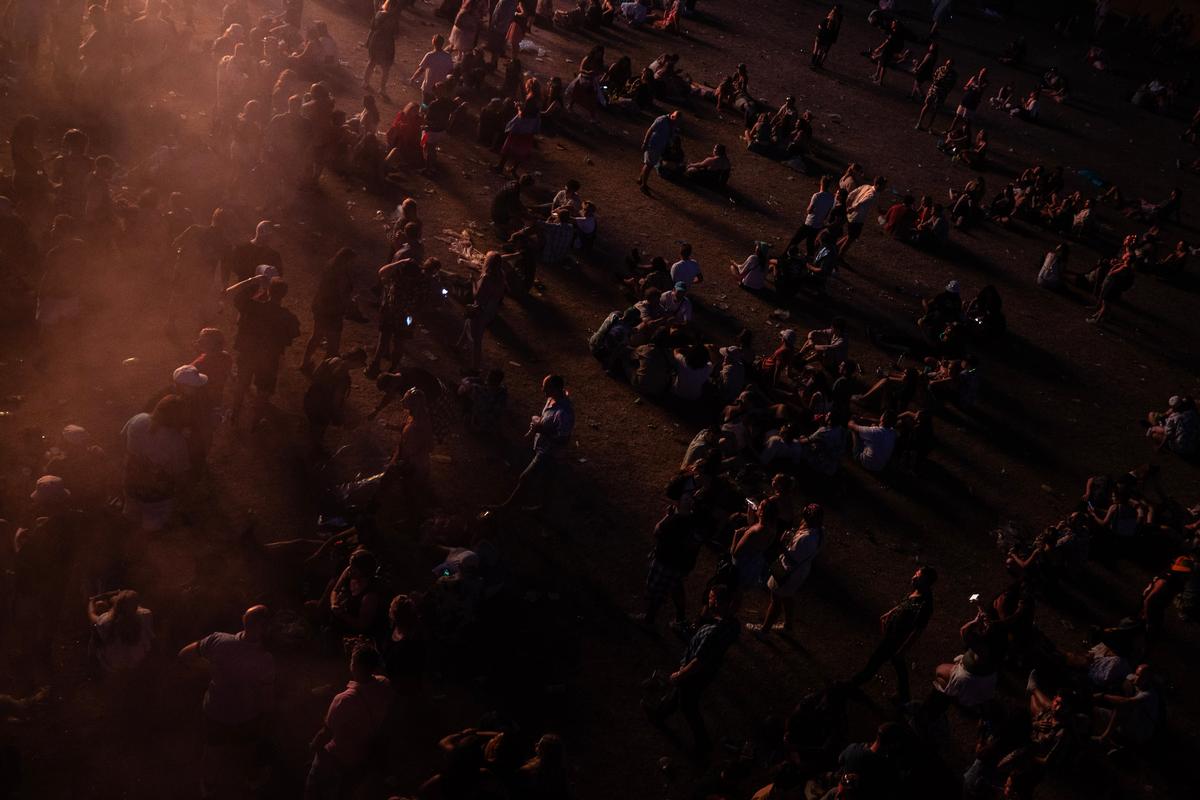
top-left (172, 364), bottom-right (209, 387)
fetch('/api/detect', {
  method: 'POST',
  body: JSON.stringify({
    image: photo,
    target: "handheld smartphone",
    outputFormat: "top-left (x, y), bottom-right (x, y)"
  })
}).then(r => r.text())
top-left (746, 498), bottom-right (758, 512)
top-left (969, 593), bottom-right (981, 604)
top-left (441, 288), bottom-right (449, 297)
top-left (405, 315), bottom-right (413, 326)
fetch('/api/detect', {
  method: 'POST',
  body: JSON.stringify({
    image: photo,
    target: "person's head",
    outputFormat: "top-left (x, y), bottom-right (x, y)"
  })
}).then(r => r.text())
top-left (880, 409), bottom-right (897, 429)
top-left (150, 395), bottom-right (186, 429)
top-left (388, 593), bottom-right (418, 632)
top-left (30, 475), bottom-right (71, 508)
top-left (801, 502), bottom-right (824, 528)
top-left (252, 219), bottom-right (274, 245)
top-left (172, 364), bottom-right (209, 393)
top-left (481, 250), bottom-right (502, 276)
top-left (679, 242), bottom-right (692, 259)
top-left (706, 584), bottom-right (732, 615)
top-left (912, 565), bottom-right (938, 591)
top-left (831, 316), bottom-right (846, 333)
top-left (329, 246), bottom-right (356, 272)
top-left (873, 176), bottom-right (887, 190)
top-left (819, 174), bottom-right (833, 191)
top-left (242, 604), bottom-right (269, 641)
top-left (543, 374), bottom-right (566, 399)
top-left (62, 128), bottom-right (89, 155)
top-left (713, 143), bottom-right (727, 158)
top-left (433, 33), bottom-right (445, 50)
top-left (349, 642), bottom-right (383, 681)
top-left (564, 178), bottom-right (581, 195)
top-left (672, 280), bottom-right (688, 298)
top-left (196, 327), bottom-right (226, 354)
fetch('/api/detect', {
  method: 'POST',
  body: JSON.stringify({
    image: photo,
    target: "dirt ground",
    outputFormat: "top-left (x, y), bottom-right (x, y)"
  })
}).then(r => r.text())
top-left (3, 1), bottom-right (1200, 798)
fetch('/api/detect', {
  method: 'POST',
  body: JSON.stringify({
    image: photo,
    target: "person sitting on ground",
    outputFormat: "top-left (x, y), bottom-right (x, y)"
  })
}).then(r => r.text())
top-left (671, 343), bottom-right (713, 401)
top-left (685, 144), bottom-right (731, 189)
top-left (729, 241), bottom-right (768, 290)
top-left (883, 194), bottom-right (916, 240)
top-left (798, 317), bottom-right (848, 371)
top-left (1092, 664), bottom-right (1164, 751)
top-left (1146, 395), bottom-right (1199, 457)
top-left (849, 410), bottom-right (898, 473)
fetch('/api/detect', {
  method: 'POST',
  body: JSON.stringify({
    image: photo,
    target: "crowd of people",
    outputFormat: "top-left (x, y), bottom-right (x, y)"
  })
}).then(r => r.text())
top-left (1, 1), bottom-right (1199, 800)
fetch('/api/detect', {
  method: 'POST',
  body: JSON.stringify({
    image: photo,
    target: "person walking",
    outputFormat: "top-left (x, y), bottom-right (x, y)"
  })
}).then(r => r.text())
top-left (493, 374), bottom-right (574, 510)
top-left (638, 111), bottom-right (679, 193)
top-left (644, 585), bottom-right (741, 757)
top-left (179, 606), bottom-right (276, 798)
top-left (848, 567), bottom-right (937, 703)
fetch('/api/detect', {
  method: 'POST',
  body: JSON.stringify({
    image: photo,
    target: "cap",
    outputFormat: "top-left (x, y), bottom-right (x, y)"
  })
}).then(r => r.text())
top-left (255, 264), bottom-right (280, 280)
top-left (781, 328), bottom-right (796, 344)
top-left (173, 364), bottom-right (209, 387)
top-left (673, 281), bottom-right (688, 292)
top-left (30, 475), bottom-right (71, 503)
top-left (946, 280), bottom-right (961, 294)
top-left (62, 424), bottom-right (91, 446)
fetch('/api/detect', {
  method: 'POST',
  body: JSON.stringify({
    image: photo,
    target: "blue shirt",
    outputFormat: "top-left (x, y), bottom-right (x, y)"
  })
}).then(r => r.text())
top-left (645, 115), bottom-right (673, 155)
top-left (533, 394), bottom-right (575, 455)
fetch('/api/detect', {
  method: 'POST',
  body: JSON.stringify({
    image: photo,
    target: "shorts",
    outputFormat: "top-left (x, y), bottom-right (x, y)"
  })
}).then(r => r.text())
top-left (644, 148), bottom-right (664, 167)
top-left (940, 658), bottom-right (997, 708)
top-left (925, 86), bottom-right (946, 106)
top-left (846, 220), bottom-right (864, 239)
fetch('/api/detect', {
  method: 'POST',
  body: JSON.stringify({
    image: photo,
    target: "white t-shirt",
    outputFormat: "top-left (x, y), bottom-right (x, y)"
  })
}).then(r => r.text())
top-left (736, 254), bottom-right (767, 289)
top-left (670, 258), bottom-right (702, 286)
top-left (846, 185), bottom-right (879, 224)
top-left (804, 190), bottom-right (835, 227)
top-left (659, 290), bottom-right (693, 323)
top-left (95, 607), bottom-right (155, 672)
top-left (1036, 252), bottom-right (1060, 287)
top-left (672, 354), bottom-right (713, 400)
top-left (854, 425), bottom-right (896, 471)
top-left (416, 49), bottom-right (454, 94)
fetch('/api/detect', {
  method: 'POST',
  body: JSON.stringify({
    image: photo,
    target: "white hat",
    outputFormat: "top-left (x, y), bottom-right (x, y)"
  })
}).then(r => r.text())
top-left (781, 329), bottom-right (796, 344)
top-left (62, 424), bottom-right (91, 446)
top-left (173, 364), bottom-right (209, 387)
top-left (255, 263), bottom-right (280, 280)
top-left (30, 475), bottom-right (71, 503)
top-left (946, 280), bottom-right (961, 294)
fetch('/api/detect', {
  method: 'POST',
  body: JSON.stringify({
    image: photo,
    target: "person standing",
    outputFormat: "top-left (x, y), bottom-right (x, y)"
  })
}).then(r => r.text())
top-left (304, 643), bottom-right (394, 800)
top-left (638, 111), bottom-right (679, 193)
top-left (748, 504), bottom-right (825, 636)
top-left (460, 251), bottom-right (507, 373)
top-left (645, 585), bottom-right (741, 757)
top-left (120, 396), bottom-right (191, 532)
top-left (363, 0), bottom-right (401, 97)
top-left (224, 274), bottom-right (301, 425)
top-left (179, 606), bottom-right (276, 799)
top-left (631, 507), bottom-right (705, 630)
top-left (837, 176), bottom-right (886, 261)
top-left (787, 175), bottom-right (835, 255)
top-left (848, 567), bottom-right (937, 703)
top-left (494, 374), bottom-right (574, 510)
top-left (302, 247), bottom-right (356, 373)
top-left (410, 35), bottom-right (454, 103)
